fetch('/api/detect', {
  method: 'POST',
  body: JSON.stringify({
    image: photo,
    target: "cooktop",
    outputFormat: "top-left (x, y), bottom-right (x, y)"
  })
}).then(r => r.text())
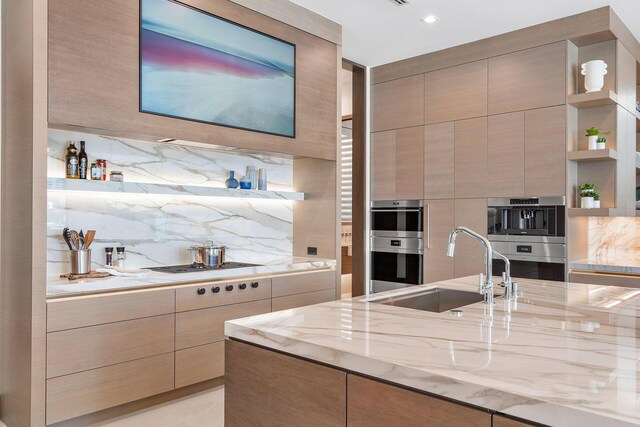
top-left (146, 262), bottom-right (261, 274)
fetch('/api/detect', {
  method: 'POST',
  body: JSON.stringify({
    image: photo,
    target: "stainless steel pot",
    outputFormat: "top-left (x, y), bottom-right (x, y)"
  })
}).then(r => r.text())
top-left (190, 241), bottom-right (226, 268)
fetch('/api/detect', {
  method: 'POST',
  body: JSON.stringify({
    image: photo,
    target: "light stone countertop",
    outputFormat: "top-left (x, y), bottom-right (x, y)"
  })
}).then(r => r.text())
top-left (570, 256), bottom-right (640, 275)
top-left (47, 257), bottom-right (336, 298)
top-left (226, 276), bottom-right (640, 427)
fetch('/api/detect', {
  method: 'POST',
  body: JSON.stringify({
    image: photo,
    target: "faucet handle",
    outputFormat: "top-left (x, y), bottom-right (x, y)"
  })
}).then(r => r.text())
top-left (478, 273), bottom-right (485, 294)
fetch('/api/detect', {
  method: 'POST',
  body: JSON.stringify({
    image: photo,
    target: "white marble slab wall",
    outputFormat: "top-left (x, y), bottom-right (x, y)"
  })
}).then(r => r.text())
top-left (47, 130), bottom-right (293, 275)
top-left (588, 217), bottom-right (640, 260)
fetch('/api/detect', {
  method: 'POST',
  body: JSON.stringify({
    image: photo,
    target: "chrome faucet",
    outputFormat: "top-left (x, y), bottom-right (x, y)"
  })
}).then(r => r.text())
top-left (492, 250), bottom-right (517, 300)
top-left (446, 227), bottom-right (494, 306)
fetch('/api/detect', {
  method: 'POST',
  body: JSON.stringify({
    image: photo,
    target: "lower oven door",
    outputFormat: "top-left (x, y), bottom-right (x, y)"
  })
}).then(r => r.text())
top-left (370, 236), bottom-right (424, 293)
top-left (492, 259), bottom-right (565, 281)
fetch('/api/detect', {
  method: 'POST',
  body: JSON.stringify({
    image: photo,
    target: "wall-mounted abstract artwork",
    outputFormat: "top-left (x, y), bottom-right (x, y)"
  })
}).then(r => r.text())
top-left (140, 0), bottom-right (296, 137)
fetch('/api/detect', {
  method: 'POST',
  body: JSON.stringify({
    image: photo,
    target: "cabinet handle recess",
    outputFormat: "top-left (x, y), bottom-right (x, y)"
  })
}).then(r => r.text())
top-left (427, 204), bottom-right (431, 249)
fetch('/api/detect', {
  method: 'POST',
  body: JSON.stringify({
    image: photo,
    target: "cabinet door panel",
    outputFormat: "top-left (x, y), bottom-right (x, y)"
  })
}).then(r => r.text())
top-left (488, 112), bottom-right (525, 197)
top-left (455, 117), bottom-right (488, 198)
top-left (493, 414), bottom-right (537, 427)
top-left (488, 42), bottom-right (565, 115)
top-left (424, 200), bottom-right (455, 283)
top-left (425, 60), bottom-right (487, 124)
top-left (272, 289), bottom-right (335, 312)
top-left (396, 126), bottom-right (424, 200)
top-left (524, 106), bottom-right (566, 196)
top-left (371, 74), bottom-right (424, 132)
top-left (272, 269), bottom-right (336, 297)
top-left (371, 130), bottom-right (396, 201)
top-left (454, 198), bottom-right (488, 278)
top-left (175, 342), bottom-right (225, 388)
top-left (424, 122), bottom-right (455, 199)
top-left (347, 374), bottom-right (490, 427)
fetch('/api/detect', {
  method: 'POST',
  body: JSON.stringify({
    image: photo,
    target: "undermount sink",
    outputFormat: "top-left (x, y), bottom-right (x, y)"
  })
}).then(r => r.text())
top-left (371, 288), bottom-right (484, 313)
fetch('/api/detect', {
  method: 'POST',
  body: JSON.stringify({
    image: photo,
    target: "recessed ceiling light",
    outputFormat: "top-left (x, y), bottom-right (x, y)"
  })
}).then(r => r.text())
top-left (422, 15), bottom-right (439, 24)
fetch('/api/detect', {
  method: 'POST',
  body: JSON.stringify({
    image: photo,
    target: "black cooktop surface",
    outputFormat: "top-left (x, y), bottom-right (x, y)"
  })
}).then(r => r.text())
top-left (146, 262), bottom-right (261, 274)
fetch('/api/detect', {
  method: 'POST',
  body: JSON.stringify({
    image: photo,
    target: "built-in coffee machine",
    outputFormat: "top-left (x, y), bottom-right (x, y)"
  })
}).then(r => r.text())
top-left (487, 197), bottom-right (566, 281)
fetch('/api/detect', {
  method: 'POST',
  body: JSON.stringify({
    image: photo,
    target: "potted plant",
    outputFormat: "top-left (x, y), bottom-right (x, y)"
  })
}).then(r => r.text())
top-left (592, 191), bottom-right (601, 208)
top-left (579, 183), bottom-right (597, 208)
top-left (585, 127), bottom-right (609, 150)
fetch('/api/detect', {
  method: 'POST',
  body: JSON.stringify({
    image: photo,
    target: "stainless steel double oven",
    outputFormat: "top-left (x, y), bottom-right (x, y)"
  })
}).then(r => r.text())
top-left (370, 200), bottom-right (424, 293)
top-left (488, 197), bottom-right (566, 281)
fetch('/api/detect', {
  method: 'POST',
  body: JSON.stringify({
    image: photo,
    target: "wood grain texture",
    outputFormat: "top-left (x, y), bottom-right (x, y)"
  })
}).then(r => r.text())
top-left (616, 41), bottom-right (637, 114)
top-left (47, 288), bottom-right (175, 332)
top-left (47, 314), bottom-right (175, 379)
top-left (175, 299), bottom-right (271, 350)
top-left (347, 374), bottom-right (490, 427)
top-left (175, 279), bottom-right (271, 312)
top-left (46, 353), bottom-right (175, 425)
top-left (455, 117), bottom-right (488, 198)
top-left (492, 414), bottom-right (537, 427)
top-left (272, 288), bottom-right (336, 311)
top-left (609, 7), bottom-right (640, 63)
top-left (271, 269), bottom-right (336, 297)
top-left (175, 342), bottom-right (225, 388)
top-left (569, 271), bottom-right (640, 288)
top-left (576, 104), bottom-right (617, 151)
top-left (488, 112), bottom-right (525, 197)
top-left (488, 42), bottom-right (566, 115)
top-left (371, 7), bottom-right (611, 84)
top-left (425, 60), bottom-right (487, 124)
top-left (371, 130), bottom-right (397, 201)
top-left (225, 340), bottom-right (346, 427)
top-left (424, 200), bottom-right (455, 283)
top-left (371, 74), bottom-right (424, 132)
top-left (396, 126), bottom-right (425, 200)
top-left (424, 122), bottom-right (455, 199)
top-left (49, 0), bottom-right (339, 160)
top-left (454, 198), bottom-right (488, 278)
top-left (524, 106), bottom-right (566, 196)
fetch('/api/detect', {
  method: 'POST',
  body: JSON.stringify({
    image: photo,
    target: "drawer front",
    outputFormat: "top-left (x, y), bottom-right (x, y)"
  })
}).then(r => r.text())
top-left (47, 288), bottom-right (175, 332)
top-left (570, 271), bottom-right (640, 288)
top-left (272, 269), bottom-right (336, 297)
top-left (46, 353), bottom-right (174, 425)
top-left (176, 278), bottom-right (271, 312)
top-left (47, 314), bottom-right (175, 379)
top-left (176, 299), bottom-right (271, 350)
top-left (272, 289), bottom-right (335, 312)
top-left (175, 342), bottom-right (225, 388)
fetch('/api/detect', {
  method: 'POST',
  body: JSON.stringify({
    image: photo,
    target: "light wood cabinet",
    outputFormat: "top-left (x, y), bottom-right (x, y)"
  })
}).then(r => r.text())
top-left (371, 130), bottom-right (397, 201)
top-left (488, 112), bottom-right (525, 197)
top-left (396, 126), bottom-right (425, 200)
top-left (272, 269), bottom-right (336, 297)
top-left (454, 198), bottom-right (488, 278)
top-left (347, 374), bottom-right (491, 427)
top-left (371, 74), bottom-right (425, 132)
top-left (175, 342), bottom-right (225, 389)
top-left (524, 105), bottom-right (566, 196)
top-left (455, 117), bottom-right (488, 198)
top-left (272, 288), bottom-right (335, 311)
top-left (424, 122), bottom-right (455, 199)
top-left (424, 200), bottom-right (455, 283)
top-left (425, 60), bottom-right (487, 124)
top-left (175, 278), bottom-right (271, 312)
top-left (225, 339), bottom-right (347, 427)
top-left (493, 414), bottom-right (537, 427)
top-left (569, 271), bottom-right (640, 288)
top-left (488, 42), bottom-right (566, 115)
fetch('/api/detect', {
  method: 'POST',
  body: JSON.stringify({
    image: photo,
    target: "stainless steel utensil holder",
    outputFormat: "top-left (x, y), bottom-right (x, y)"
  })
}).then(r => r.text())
top-left (70, 249), bottom-right (91, 275)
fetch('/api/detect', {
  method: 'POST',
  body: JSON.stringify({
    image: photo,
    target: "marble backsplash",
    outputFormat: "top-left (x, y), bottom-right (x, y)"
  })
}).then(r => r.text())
top-left (588, 217), bottom-right (640, 260)
top-left (47, 130), bottom-right (294, 275)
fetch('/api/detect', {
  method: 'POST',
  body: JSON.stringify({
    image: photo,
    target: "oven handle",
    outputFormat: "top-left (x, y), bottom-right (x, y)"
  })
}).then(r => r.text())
top-left (371, 247), bottom-right (424, 255)
top-left (426, 204), bottom-right (431, 249)
top-left (371, 209), bottom-right (423, 213)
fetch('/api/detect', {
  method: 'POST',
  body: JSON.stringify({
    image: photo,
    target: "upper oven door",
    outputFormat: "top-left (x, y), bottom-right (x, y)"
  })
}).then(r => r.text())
top-left (371, 201), bottom-right (424, 238)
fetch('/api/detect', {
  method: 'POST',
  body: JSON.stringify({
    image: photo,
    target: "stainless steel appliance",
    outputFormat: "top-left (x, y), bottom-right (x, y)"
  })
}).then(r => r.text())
top-left (487, 197), bottom-right (566, 281)
top-left (371, 200), bottom-right (424, 293)
top-left (190, 241), bottom-right (227, 268)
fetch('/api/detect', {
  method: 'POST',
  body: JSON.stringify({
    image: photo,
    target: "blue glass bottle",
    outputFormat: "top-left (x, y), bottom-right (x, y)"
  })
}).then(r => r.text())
top-left (225, 171), bottom-right (239, 189)
top-left (239, 175), bottom-right (252, 189)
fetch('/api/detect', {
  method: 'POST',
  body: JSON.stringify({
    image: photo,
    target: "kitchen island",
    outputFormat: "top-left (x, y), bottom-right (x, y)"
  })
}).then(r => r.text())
top-left (225, 276), bottom-right (640, 427)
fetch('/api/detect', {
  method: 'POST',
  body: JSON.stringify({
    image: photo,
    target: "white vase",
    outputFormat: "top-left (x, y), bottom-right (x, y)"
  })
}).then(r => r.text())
top-left (581, 196), bottom-right (594, 209)
top-left (593, 200), bottom-right (601, 208)
top-left (581, 60), bottom-right (608, 93)
top-left (587, 135), bottom-right (598, 150)
top-left (596, 142), bottom-right (606, 150)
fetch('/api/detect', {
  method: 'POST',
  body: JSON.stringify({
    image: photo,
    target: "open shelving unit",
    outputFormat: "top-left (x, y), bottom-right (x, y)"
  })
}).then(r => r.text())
top-left (567, 90), bottom-right (618, 108)
top-left (567, 148), bottom-right (618, 162)
top-left (47, 177), bottom-right (305, 201)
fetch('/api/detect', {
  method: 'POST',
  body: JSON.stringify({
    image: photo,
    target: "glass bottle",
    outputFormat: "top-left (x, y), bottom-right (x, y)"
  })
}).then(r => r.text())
top-left (65, 141), bottom-right (79, 179)
top-left (78, 141), bottom-right (88, 179)
top-left (225, 171), bottom-right (239, 189)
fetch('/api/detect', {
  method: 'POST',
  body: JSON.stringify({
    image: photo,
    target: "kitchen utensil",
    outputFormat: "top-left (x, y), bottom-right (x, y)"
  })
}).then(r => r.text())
top-left (79, 230), bottom-right (85, 249)
top-left (84, 230), bottom-right (96, 248)
top-left (192, 241), bottom-right (226, 268)
top-left (69, 249), bottom-right (91, 275)
top-left (62, 227), bottom-right (73, 250)
top-left (69, 230), bottom-right (80, 250)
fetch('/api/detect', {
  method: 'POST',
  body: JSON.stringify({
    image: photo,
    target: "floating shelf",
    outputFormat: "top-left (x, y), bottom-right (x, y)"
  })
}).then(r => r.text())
top-left (568, 207), bottom-right (616, 217)
top-left (568, 148), bottom-right (618, 162)
top-left (47, 177), bottom-right (305, 201)
top-left (568, 90), bottom-right (618, 108)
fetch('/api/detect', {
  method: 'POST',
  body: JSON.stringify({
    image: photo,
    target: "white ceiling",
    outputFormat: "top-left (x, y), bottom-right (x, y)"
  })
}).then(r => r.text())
top-left (289, 0), bottom-right (640, 67)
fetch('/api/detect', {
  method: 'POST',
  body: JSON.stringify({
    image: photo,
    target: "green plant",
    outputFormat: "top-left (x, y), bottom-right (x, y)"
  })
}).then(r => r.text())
top-left (585, 127), bottom-right (610, 137)
top-left (596, 136), bottom-right (607, 143)
top-left (578, 183), bottom-right (597, 192)
top-left (593, 192), bottom-right (601, 201)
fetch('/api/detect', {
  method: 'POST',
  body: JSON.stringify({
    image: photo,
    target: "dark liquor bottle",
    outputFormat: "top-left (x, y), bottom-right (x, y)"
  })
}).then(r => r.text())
top-left (65, 141), bottom-right (79, 179)
top-left (78, 141), bottom-right (88, 179)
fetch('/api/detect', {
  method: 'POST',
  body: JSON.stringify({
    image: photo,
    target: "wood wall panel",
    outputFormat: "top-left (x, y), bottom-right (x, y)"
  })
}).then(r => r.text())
top-left (175, 342), bottom-right (225, 389)
top-left (48, 0), bottom-right (338, 160)
top-left (493, 415), bottom-right (537, 427)
top-left (424, 200), bottom-right (455, 283)
top-left (425, 60), bottom-right (487, 124)
top-left (616, 41), bottom-right (637, 113)
top-left (488, 42), bottom-right (566, 115)
top-left (272, 288), bottom-right (335, 311)
top-left (371, 75), bottom-right (424, 132)
top-left (454, 198), bottom-right (488, 278)
top-left (371, 130), bottom-right (397, 201)
top-left (424, 122), bottom-right (455, 199)
top-left (455, 117), bottom-right (488, 198)
top-left (488, 112), bottom-right (525, 197)
top-left (396, 126), bottom-right (424, 200)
